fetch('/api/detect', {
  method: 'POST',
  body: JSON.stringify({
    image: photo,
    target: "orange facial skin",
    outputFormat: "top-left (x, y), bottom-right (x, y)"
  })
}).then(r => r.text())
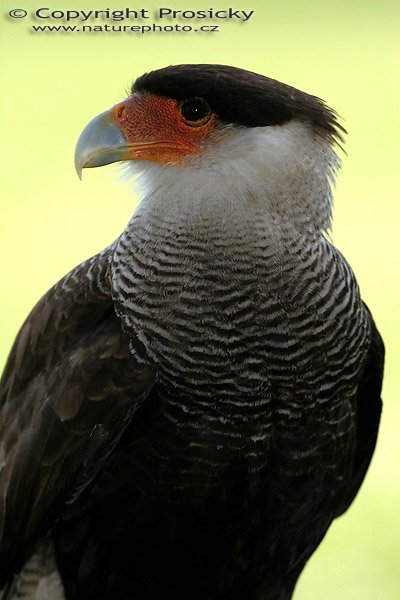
top-left (109, 94), bottom-right (219, 165)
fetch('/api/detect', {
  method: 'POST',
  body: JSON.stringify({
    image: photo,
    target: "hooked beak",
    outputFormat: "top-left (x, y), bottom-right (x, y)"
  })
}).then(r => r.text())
top-left (74, 110), bottom-right (130, 179)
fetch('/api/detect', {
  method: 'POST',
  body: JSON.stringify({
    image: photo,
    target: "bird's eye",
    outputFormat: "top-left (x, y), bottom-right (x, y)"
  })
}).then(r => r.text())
top-left (179, 98), bottom-right (212, 127)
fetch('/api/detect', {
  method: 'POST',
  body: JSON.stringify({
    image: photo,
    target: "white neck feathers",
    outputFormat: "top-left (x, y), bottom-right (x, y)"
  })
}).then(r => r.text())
top-left (124, 120), bottom-right (340, 234)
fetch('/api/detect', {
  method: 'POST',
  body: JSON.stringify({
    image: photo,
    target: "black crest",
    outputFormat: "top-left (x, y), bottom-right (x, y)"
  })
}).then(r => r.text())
top-left (133, 64), bottom-right (345, 142)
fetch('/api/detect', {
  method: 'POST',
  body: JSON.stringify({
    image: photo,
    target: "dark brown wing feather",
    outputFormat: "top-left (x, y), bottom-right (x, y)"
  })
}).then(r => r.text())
top-left (0, 248), bottom-right (155, 586)
top-left (335, 304), bottom-right (384, 517)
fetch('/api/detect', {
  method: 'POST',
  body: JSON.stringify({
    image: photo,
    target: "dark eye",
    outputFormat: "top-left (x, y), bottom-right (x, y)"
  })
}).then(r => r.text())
top-left (179, 97), bottom-right (212, 126)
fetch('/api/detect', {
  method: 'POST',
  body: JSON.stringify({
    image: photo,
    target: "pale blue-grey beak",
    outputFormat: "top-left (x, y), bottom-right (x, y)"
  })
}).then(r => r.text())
top-left (74, 111), bottom-right (129, 179)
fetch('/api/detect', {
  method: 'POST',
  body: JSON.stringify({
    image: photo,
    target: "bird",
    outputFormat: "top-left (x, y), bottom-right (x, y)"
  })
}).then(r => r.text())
top-left (0, 64), bottom-right (384, 600)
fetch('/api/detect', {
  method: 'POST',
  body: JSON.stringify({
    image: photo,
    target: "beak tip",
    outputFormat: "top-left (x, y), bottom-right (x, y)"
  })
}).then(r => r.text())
top-left (75, 163), bottom-right (83, 180)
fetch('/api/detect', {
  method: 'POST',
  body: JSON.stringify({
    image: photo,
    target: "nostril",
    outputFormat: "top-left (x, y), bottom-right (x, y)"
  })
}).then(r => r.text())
top-left (117, 105), bottom-right (125, 119)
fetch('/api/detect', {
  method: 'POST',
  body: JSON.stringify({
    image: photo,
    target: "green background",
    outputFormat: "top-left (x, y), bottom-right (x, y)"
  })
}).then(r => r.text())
top-left (1, 1), bottom-right (399, 597)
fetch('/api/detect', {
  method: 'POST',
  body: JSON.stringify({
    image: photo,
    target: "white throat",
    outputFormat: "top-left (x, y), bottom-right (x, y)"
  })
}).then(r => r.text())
top-left (124, 120), bottom-right (340, 235)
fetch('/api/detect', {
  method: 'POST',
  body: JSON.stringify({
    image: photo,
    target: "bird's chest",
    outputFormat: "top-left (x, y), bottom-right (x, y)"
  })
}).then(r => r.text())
top-left (111, 220), bottom-right (364, 397)
top-left (111, 222), bottom-right (288, 394)
top-left (122, 220), bottom-right (368, 393)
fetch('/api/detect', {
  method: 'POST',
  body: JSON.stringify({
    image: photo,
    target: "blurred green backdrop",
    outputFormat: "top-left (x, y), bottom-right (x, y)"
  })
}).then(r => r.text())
top-left (1, 0), bottom-right (399, 598)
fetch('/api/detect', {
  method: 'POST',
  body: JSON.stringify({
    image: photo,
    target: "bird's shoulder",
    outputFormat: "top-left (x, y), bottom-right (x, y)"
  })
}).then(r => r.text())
top-left (0, 246), bottom-right (114, 398)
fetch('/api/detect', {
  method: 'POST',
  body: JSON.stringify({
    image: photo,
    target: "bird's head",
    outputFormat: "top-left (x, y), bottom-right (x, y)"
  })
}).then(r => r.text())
top-left (75, 64), bottom-right (345, 231)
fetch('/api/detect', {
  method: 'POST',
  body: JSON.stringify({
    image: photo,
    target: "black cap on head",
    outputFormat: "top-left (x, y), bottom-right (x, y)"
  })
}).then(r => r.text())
top-left (133, 64), bottom-right (345, 142)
